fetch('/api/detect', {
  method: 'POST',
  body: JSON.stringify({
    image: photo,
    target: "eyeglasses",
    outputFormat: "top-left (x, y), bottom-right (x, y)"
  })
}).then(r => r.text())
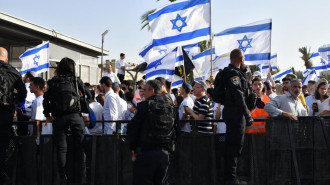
top-left (193, 86), bottom-right (203, 89)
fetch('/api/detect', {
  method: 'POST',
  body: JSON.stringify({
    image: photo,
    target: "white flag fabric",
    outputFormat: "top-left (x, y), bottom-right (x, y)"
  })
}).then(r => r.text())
top-left (214, 19), bottom-right (272, 65)
top-left (148, 0), bottom-right (210, 49)
top-left (318, 44), bottom-right (330, 63)
top-left (302, 69), bottom-right (318, 85)
top-left (257, 63), bottom-right (269, 79)
top-left (139, 41), bottom-right (168, 62)
top-left (183, 42), bottom-right (200, 58)
top-left (191, 48), bottom-right (215, 81)
top-left (201, 53), bottom-right (230, 81)
top-left (308, 52), bottom-right (329, 77)
top-left (271, 67), bottom-right (293, 81)
top-left (143, 47), bottom-right (183, 87)
top-left (20, 42), bottom-right (49, 76)
top-left (270, 54), bottom-right (278, 71)
top-left (139, 41), bottom-right (200, 63)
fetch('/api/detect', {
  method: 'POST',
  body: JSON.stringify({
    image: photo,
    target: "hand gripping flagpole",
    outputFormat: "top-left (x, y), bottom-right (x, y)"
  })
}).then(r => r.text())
top-left (209, 0), bottom-right (213, 77)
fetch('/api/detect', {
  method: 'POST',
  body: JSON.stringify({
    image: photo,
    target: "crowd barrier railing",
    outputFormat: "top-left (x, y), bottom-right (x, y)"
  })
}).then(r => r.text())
top-left (5, 116), bottom-right (330, 185)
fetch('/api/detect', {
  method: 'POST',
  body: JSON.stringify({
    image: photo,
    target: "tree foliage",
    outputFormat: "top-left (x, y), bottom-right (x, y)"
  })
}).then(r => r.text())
top-left (141, 0), bottom-right (177, 31)
top-left (298, 46), bottom-right (312, 69)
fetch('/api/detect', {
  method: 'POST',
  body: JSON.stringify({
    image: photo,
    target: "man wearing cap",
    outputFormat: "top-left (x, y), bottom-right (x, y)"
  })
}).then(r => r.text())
top-left (184, 80), bottom-right (214, 133)
top-left (252, 71), bottom-right (262, 79)
top-left (221, 49), bottom-right (253, 185)
top-left (179, 83), bottom-right (194, 133)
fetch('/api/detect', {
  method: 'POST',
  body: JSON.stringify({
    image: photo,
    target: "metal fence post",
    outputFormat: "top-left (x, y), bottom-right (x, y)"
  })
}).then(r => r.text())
top-left (319, 117), bottom-right (330, 155)
top-left (287, 120), bottom-right (301, 185)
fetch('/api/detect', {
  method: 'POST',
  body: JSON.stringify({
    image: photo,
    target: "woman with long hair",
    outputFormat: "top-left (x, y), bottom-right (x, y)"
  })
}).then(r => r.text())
top-left (312, 79), bottom-right (330, 116)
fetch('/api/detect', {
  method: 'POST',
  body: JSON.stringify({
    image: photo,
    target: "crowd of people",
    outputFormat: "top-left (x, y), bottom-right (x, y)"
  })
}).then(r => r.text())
top-left (1, 46), bottom-right (330, 185)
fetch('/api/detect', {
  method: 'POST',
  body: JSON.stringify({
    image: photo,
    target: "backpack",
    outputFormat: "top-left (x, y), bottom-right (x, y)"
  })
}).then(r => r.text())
top-left (0, 65), bottom-right (15, 108)
top-left (213, 68), bottom-right (229, 104)
top-left (50, 76), bottom-right (81, 114)
top-left (139, 95), bottom-right (175, 146)
top-left (88, 107), bottom-right (97, 129)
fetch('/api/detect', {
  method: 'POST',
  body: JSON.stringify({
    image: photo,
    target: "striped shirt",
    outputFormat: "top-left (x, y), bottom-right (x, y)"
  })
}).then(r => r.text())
top-left (192, 95), bottom-right (214, 133)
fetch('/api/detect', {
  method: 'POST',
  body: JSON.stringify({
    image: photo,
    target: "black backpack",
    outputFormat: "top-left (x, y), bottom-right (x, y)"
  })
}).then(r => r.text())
top-left (139, 95), bottom-right (175, 146)
top-left (213, 68), bottom-right (229, 104)
top-left (50, 76), bottom-right (81, 114)
top-left (0, 64), bottom-right (15, 108)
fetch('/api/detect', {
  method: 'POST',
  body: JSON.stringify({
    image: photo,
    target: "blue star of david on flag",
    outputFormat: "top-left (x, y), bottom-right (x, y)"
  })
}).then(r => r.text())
top-left (154, 60), bottom-right (162, 69)
top-left (170, 14), bottom-right (187, 32)
top-left (158, 49), bottom-right (167, 54)
top-left (320, 58), bottom-right (326, 65)
top-left (327, 55), bottom-right (330, 61)
top-left (237, 35), bottom-right (253, 52)
top-left (33, 55), bottom-right (40, 66)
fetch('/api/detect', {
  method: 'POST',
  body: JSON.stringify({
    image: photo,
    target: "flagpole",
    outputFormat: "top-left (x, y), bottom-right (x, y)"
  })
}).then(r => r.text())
top-left (182, 47), bottom-right (187, 83)
top-left (209, 0), bottom-right (213, 77)
top-left (268, 19), bottom-right (273, 74)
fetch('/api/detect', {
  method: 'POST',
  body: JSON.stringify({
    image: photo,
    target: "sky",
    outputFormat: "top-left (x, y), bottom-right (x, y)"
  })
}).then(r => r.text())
top-left (2, 0), bottom-right (330, 72)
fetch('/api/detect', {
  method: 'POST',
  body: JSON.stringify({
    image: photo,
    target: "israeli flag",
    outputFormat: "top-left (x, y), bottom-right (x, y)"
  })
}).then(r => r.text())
top-left (271, 67), bottom-right (293, 81)
top-left (257, 63), bottom-right (270, 78)
top-left (270, 54), bottom-right (278, 71)
top-left (144, 47), bottom-right (183, 83)
top-left (139, 41), bottom-right (168, 62)
top-left (308, 52), bottom-right (329, 77)
top-left (20, 42), bottom-right (49, 76)
top-left (204, 53), bottom-right (230, 80)
top-left (318, 44), bottom-right (330, 62)
top-left (183, 42), bottom-right (200, 58)
top-left (214, 19), bottom-right (272, 65)
top-left (148, 0), bottom-right (210, 49)
top-left (139, 41), bottom-right (200, 63)
top-left (192, 48), bottom-right (215, 81)
top-left (302, 69), bottom-right (318, 86)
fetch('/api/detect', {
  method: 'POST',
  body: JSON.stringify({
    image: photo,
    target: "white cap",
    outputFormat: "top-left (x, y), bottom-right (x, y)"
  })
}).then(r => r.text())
top-left (253, 71), bottom-right (262, 77)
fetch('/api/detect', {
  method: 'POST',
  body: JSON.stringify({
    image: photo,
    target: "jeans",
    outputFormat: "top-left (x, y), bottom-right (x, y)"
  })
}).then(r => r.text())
top-left (53, 113), bottom-right (86, 185)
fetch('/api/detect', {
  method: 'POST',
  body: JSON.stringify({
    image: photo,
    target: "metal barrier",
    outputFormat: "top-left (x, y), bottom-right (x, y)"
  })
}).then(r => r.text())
top-left (5, 117), bottom-right (330, 185)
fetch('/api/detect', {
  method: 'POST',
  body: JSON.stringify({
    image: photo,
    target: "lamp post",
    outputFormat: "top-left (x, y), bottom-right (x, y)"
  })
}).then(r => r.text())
top-left (101, 29), bottom-right (109, 77)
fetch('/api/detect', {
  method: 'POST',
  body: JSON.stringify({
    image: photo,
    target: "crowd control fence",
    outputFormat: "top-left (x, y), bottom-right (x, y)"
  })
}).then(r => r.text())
top-left (3, 116), bottom-right (330, 185)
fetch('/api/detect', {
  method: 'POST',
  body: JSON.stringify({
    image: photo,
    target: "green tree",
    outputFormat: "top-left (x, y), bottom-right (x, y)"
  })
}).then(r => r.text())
top-left (140, 0), bottom-right (177, 31)
top-left (298, 46), bottom-right (312, 69)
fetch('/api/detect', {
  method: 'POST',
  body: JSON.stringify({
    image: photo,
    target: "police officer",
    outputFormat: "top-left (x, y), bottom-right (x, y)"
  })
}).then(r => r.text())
top-left (43, 57), bottom-right (91, 185)
top-left (222, 49), bottom-right (253, 185)
top-left (0, 47), bottom-right (27, 185)
top-left (127, 79), bottom-right (176, 185)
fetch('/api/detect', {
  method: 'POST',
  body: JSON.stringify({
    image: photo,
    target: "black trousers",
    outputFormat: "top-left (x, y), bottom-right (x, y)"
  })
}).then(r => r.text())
top-left (117, 74), bottom-right (125, 83)
top-left (0, 109), bottom-right (14, 185)
top-left (222, 107), bottom-right (246, 183)
top-left (133, 149), bottom-right (170, 185)
top-left (53, 113), bottom-right (86, 185)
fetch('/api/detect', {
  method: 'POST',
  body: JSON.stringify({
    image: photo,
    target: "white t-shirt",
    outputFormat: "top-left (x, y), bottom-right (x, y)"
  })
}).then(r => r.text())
top-left (314, 97), bottom-right (330, 116)
top-left (179, 96), bottom-right (194, 132)
top-left (190, 94), bottom-right (196, 102)
top-left (115, 59), bottom-right (131, 75)
top-left (103, 72), bottom-right (120, 84)
top-left (30, 95), bottom-right (45, 121)
top-left (25, 83), bottom-right (36, 116)
top-left (29, 95), bottom-right (46, 137)
top-left (268, 93), bottom-right (277, 100)
top-left (88, 101), bottom-right (104, 134)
